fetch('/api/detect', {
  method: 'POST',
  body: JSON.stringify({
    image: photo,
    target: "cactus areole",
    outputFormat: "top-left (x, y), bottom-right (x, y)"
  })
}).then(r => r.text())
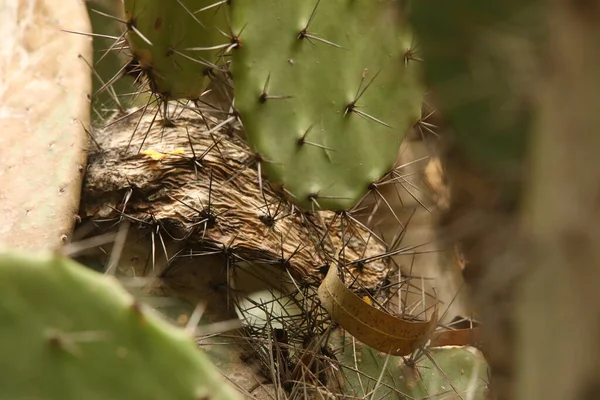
top-left (123, 0), bottom-right (227, 100)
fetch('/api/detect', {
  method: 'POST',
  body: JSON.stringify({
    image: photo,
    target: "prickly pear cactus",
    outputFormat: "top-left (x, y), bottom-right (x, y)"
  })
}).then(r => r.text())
top-left (0, 251), bottom-right (241, 400)
top-left (334, 333), bottom-right (490, 399)
top-left (230, 0), bottom-right (424, 210)
top-left (123, 0), bottom-right (227, 100)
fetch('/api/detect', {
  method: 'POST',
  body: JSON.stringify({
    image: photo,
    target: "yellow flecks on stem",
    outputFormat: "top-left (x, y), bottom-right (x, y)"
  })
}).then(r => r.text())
top-left (141, 148), bottom-right (184, 161)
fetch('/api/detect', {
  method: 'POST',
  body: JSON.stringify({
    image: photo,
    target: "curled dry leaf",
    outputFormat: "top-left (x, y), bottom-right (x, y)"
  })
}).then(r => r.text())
top-left (318, 264), bottom-right (438, 356)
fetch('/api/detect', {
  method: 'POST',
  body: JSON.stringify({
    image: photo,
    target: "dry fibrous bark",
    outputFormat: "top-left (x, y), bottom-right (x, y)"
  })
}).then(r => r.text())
top-left (80, 106), bottom-right (391, 288)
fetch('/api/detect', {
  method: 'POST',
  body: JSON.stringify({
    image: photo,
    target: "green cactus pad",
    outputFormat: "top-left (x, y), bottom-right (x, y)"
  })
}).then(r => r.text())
top-left (0, 251), bottom-right (240, 400)
top-left (123, 0), bottom-right (227, 100)
top-left (333, 330), bottom-right (489, 399)
top-left (230, 0), bottom-right (424, 210)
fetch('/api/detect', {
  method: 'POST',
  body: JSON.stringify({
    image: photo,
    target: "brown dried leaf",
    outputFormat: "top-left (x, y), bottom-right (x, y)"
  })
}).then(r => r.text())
top-left (318, 263), bottom-right (438, 356)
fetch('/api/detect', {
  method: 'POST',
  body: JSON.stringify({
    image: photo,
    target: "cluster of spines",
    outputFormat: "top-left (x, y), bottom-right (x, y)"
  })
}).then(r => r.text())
top-left (78, 104), bottom-right (481, 398)
top-left (80, 0), bottom-right (432, 318)
top-left (215, 252), bottom-right (487, 398)
top-left (82, 0), bottom-right (427, 210)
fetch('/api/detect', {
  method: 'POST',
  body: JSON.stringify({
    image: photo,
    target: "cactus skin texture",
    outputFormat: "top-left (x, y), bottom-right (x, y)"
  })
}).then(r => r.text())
top-left (123, 0), bottom-right (227, 100)
top-left (0, 251), bottom-right (240, 400)
top-left (230, 0), bottom-right (424, 211)
top-left (335, 334), bottom-right (490, 399)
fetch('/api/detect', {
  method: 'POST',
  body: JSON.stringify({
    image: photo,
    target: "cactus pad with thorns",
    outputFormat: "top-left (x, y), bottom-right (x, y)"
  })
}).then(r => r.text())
top-left (123, 0), bottom-right (227, 100)
top-left (0, 251), bottom-right (240, 400)
top-left (334, 332), bottom-right (490, 399)
top-left (230, 0), bottom-right (424, 211)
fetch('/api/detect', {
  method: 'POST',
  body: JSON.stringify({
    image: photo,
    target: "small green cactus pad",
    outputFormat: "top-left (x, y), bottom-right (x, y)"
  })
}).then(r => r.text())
top-left (0, 251), bottom-right (240, 400)
top-left (231, 0), bottom-right (424, 210)
top-left (333, 330), bottom-right (490, 399)
top-left (123, 0), bottom-right (227, 100)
